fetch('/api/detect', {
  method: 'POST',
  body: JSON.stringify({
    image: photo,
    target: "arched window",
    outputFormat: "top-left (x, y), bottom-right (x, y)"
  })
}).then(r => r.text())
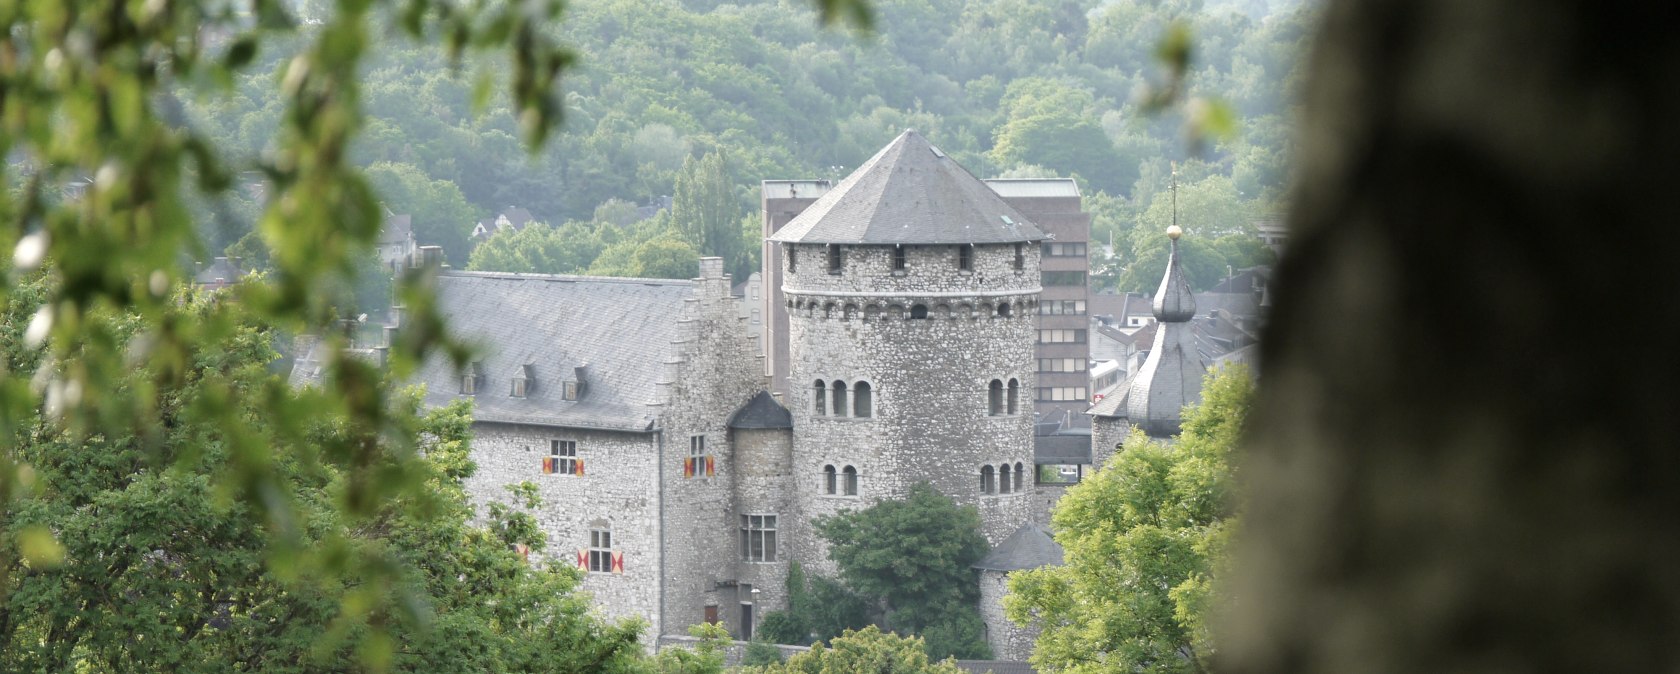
top-left (1007, 378), bottom-right (1020, 415)
top-left (910, 304), bottom-right (928, 319)
top-left (1015, 462), bottom-right (1026, 490)
top-left (1000, 463), bottom-right (1012, 493)
top-left (998, 303), bottom-right (1012, 317)
top-left (843, 466), bottom-right (859, 496)
top-left (832, 380), bottom-right (848, 417)
top-left (824, 465), bottom-right (837, 495)
top-left (814, 380), bottom-right (827, 416)
top-left (854, 382), bottom-right (873, 418)
top-left (980, 465), bottom-right (995, 494)
top-left (988, 379), bottom-right (1004, 416)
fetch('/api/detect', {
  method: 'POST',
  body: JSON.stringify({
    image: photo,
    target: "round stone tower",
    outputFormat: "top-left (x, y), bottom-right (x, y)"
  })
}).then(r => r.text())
top-left (768, 131), bottom-right (1045, 568)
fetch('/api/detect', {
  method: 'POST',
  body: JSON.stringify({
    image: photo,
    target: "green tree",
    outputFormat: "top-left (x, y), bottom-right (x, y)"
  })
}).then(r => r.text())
top-left (0, 276), bottom-right (647, 672)
top-left (757, 560), bottom-right (873, 646)
top-left (735, 626), bottom-right (967, 674)
top-left (467, 222), bottom-right (606, 275)
top-left (631, 237), bottom-right (703, 280)
top-left (365, 161), bottom-right (479, 267)
top-left (815, 484), bottom-right (992, 659)
top-left (672, 151), bottom-right (745, 277)
top-left (1006, 365), bottom-right (1253, 673)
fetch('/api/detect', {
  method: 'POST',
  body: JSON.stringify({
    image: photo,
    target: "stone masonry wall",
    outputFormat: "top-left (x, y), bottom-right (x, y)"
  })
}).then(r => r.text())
top-left (463, 423), bottom-right (661, 627)
top-left (1090, 416), bottom-right (1132, 468)
top-left (730, 426), bottom-right (794, 636)
top-left (980, 569), bottom-right (1040, 661)
top-left (655, 258), bottom-right (775, 639)
top-left (784, 244), bottom-right (1041, 575)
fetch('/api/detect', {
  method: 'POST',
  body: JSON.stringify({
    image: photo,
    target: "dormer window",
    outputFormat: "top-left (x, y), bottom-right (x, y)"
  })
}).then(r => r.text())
top-left (461, 362), bottom-right (484, 395)
top-left (958, 244), bottom-right (973, 271)
top-left (562, 365), bottom-right (587, 401)
top-left (511, 364), bottom-right (534, 398)
top-left (827, 244), bottom-right (842, 274)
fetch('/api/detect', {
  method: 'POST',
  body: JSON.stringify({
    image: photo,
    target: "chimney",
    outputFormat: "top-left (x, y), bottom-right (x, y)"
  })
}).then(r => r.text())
top-left (698, 257), bottom-right (724, 280)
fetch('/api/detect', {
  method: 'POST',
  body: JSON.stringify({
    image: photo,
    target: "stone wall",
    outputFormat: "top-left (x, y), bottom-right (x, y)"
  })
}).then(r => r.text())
top-left (979, 569), bottom-right (1040, 661)
top-left (730, 426), bottom-right (794, 633)
top-left (655, 258), bottom-right (777, 638)
top-left (784, 243), bottom-right (1041, 575)
top-left (462, 423), bottom-right (661, 627)
top-left (1089, 416), bottom-right (1131, 469)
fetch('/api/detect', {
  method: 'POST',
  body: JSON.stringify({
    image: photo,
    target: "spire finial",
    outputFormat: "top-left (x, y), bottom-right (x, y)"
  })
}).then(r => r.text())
top-left (1167, 224), bottom-right (1182, 240)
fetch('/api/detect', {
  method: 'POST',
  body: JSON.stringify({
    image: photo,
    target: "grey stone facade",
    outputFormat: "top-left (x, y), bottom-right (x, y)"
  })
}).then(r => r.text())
top-left (979, 569), bottom-right (1039, 661)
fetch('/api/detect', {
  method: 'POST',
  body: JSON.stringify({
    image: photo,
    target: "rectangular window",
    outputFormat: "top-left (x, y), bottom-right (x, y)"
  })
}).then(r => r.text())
top-left (1037, 357), bottom-right (1089, 373)
top-left (740, 514), bottom-right (778, 562)
top-left (1035, 387), bottom-right (1090, 402)
top-left (1037, 329), bottom-right (1087, 344)
top-left (827, 244), bottom-right (842, 274)
top-left (1037, 300), bottom-right (1087, 316)
top-left (1013, 243), bottom-right (1024, 270)
top-left (892, 246), bottom-right (906, 271)
top-left (786, 244), bottom-right (797, 273)
top-left (958, 244), bottom-right (973, 271)
top-left (1037, 464), bottom-right (1083, 485)
top-left (686, 435), bottom-right (712, 478)
top-left (589, 528), bottom-right (613, 572)
top-left (1042, 271), bottom-right (1087, 286)
top-left (1041, 242), bottom-right (1088, 257)
top-left (562, 381), bottom-right (579, 401)
top-left (547, 439), bottom-right (579, 475)
top-left (511, 377), bottom-right (527, 398)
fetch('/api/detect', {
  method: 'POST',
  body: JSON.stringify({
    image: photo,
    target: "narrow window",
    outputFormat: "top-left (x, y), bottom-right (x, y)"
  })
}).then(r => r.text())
top-left (1015, 463), bottom-right (1026, 491)
top-left (785, 244), bottom-right (796, 273)
top-left (892, 246), bottom-right (906, 271)
top-left (1000, 463), bottom-right (1012, 493)
top-left (832, 380), bottom-right (848, 417)
top-left (511, 377), bottom-right (527, 398)
top-left (958, 244), bottom-right (973, 271)
top-left (814, 380), bottom-right (827, 416)
top-left (588, 526), bottom-right (613, 573)
top-left (997, 303), bottom-right (1011, 317)
top-left (1007, 378), bottom-right (1019, 415)
top-left (461, 362), bottom-right (481, 395)
top-left (688, 435), bottom-right (710, 478)
top-left (741, 515), bottom-right (778, 562)
top-left (853, 382), bottom-right (872, 418)
top-left (843, 466), bottom-right (859, 496)
top-left (827, 244), bottom-right (842, 274)
top-left (988, 379), bottom-right (1004, 416)
top-left (824, 465), bottom-right (837, 494)
top-left (1013, 243), bottom-right (1024, 270)
top-left (563, 381), bottom-right (579, 401)
top-left (910, 304), bottom-right (928, 319)
top-left (980, 465), bottom-right (995, 494)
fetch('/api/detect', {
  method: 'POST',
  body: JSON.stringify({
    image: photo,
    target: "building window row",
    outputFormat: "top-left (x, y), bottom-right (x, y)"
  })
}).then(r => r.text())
top-left (1042, 242), bottom-right (1087, 257)
top-left (1042, 271), bottom-right (1087, 286)
top-left (1036, 386), bottom-right (1089, 402)
top-left (741, 514), bottom-right (778, 562)
top-left (987, 378), bottom-right (1022, 416)
top-left (1038, 300), bottom-right (1087, 316)
top-left (813, 379), bottom-right (873, 418)
top-left (790, 299), bottom-right (1034, 321)
top-left (1038, 329), bottom-right (1087, 344)
top-left (790, 243), bottom-right (1024, 275)
top-left (980, 462), bottom-right (1028, 495)
top-left (1037, 357), bottom-right (1089, 373)
top-left (823, 464), bottom-right (860, 496)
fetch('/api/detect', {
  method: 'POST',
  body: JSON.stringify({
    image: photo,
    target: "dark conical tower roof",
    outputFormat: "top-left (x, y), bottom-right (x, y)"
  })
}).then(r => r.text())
top-left (767, 130), bottom-right (1046, 245)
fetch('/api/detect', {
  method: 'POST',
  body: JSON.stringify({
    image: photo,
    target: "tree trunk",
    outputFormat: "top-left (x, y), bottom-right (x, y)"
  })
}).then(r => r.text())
top-left (1229, 2), bottom-right (1680, 672)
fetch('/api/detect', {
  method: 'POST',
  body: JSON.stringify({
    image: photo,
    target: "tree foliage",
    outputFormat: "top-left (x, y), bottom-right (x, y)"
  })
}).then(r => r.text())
top-left (1006, 365), bottom-right (1253, 673)
top-left (735, 626), bottom-right (968, 674)
top-left (814, 484), bottom-right (993, 660)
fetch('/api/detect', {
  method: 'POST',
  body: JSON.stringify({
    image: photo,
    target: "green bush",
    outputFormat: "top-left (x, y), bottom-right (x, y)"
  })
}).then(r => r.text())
top-left (742, 640), bottom-right (785, 666)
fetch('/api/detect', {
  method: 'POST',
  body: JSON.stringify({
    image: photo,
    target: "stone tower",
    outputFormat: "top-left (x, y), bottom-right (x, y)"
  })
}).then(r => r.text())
top-left (768, 131), bottom-right (1046, 569)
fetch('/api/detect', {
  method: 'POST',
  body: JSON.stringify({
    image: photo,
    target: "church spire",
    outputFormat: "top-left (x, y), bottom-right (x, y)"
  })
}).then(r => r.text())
top-left (1153, 225), bottom-right (1196, 322)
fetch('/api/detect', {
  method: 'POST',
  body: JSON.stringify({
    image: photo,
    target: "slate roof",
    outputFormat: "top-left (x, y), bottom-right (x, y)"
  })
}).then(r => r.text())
top-left (411, 271), bottom-right (696, 432)
top-left (984, 178), bottom-right (1080, 199)
top-left (955, 661), bottom-right (1037, 674)
top-left (768, 131), bottom-right (1046, 245)
top-left (379, 214), bottom-right (413, 244)
top-left (974, 523), bottom-right (1064, 572)
top-left (1034, 431), bottom-right (1093, 465)
top-left (728, 391), bottom-right (793, 429)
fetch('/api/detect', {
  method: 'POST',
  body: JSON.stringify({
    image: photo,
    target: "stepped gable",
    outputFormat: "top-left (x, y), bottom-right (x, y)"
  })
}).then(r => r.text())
top-left (974, 523), bottom-right (1064, 572)
top-left (768, 130), bottom-right (1046, 245)
top-left (413, 270), bottom-right (695, 432)
top-left (728, 390), bottom-right (793, 429)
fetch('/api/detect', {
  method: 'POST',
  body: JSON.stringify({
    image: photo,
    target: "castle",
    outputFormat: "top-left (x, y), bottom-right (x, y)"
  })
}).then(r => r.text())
top-left (293, 131), bottom-right (1204, 660)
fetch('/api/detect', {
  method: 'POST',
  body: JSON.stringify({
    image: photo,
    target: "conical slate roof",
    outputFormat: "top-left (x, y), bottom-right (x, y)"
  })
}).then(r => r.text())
top-left (728, 390), bottom-right (793, 429)
top-left (973, 523), bottom-right (1064, 572)
top-left (768, 130), bottom-right (1046, 245)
